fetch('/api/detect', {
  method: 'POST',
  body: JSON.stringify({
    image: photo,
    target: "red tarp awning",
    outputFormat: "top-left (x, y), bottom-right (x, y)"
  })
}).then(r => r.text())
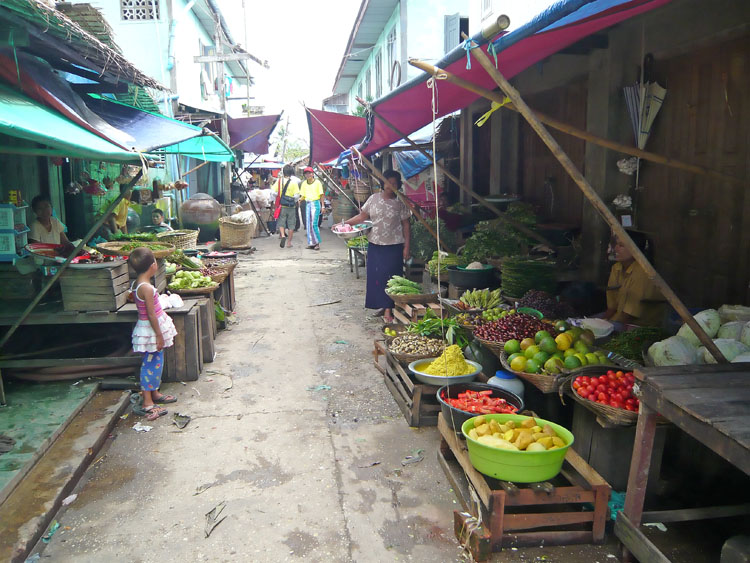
top-left (228, 114), bottom-right (281, 155)
top-left (306, 108), bottom-right (366, 164)
top-left (362, 0), bottom-right (672, 155)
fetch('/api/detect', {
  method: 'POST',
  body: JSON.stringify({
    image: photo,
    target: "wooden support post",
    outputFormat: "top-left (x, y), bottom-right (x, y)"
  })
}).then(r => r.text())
top-left (356, 97), bottom-right (556, 249)
top-left (408, 59), bottom-right (745, 187)
top-left (462, 37), bottom-right (727, 363)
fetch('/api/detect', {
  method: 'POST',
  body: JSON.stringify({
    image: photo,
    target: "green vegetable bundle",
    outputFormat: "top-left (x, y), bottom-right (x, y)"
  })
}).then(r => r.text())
top-left (167, 250), bottom-right (203, 270)
top-left (501, 257), bottom-right (556, 298)
top-left (346, 235), bottom-right (369, 249)
top-left (111, 232), bottom-right (156, 242)
top-left (427, 251), bottom-right (465, 276)
top-left (463, 202), bottom-right (538, 263)
top-left (120, 242), bottom-right (170, 253)
top-left (460, 288), bottom-right (501, 309)
top-left (386, 275), bottom-right (423, 295)
top-left (168, 270), bottom-right (215, 290)
top-left (601, 327), bottom-right (667, 361)
top-left (409, 217), bottom-right (456, 262)
top-left (407, 310), bottom-right (469, 348)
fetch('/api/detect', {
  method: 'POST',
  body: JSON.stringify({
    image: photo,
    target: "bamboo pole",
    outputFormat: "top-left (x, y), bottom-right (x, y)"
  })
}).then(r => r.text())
top-left (313, 164), bottom-right (361, 211)
top-left (355, 96), bottom-right (556, 249)
top-left (0, 171), bottom-right (144, 351)
top-left (408, 59), bottom-right (745, 187)
top-left (463, 35), bottom-right (727, 363)
top-left (180, 123), bottom-right (275, 179)
top-left (352, 147), bottom-right (454, 254)
top-left (303, 105), bottom-right (449, 252)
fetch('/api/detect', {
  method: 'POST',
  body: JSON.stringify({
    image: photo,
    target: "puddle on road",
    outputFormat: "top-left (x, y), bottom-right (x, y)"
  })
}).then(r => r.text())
top-left (282, 528), bottom-right (320, 557)
top-left (379, 515), bottom-right (452, 555)
top-left (197, 455), bottom-right (292, 491)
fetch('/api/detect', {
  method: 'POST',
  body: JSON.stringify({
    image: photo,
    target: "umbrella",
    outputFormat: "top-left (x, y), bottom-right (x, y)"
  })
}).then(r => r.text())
top-left (624, 81), bottom-right (667, 150)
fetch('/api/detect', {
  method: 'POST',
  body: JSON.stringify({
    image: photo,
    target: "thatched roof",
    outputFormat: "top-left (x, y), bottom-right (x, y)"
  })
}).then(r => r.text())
top-left (0, 0), bottom-right (167, 90)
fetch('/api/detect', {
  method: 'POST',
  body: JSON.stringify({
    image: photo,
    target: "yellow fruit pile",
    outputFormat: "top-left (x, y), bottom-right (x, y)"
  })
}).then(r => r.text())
top-left (468, 416), bottom-right (567, 451)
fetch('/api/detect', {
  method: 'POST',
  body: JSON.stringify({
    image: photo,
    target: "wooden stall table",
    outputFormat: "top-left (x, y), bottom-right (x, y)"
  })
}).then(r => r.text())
top-left (616, 364), bottom-right (750, 562)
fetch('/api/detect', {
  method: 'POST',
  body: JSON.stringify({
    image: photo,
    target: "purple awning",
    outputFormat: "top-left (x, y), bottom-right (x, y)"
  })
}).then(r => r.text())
top-left (228, 114), bottom-right (281, 155)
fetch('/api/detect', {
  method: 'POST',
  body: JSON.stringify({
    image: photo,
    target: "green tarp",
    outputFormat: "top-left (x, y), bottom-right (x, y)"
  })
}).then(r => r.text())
top-left (0, 84), bottom-right (143, 162)
top-left (156, 134), bottom-right (235, 163)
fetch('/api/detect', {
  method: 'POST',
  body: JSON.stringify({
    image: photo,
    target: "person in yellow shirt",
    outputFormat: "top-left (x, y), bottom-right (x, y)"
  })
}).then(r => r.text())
top-left (603, 231), bottom-right (665, 327)
top-left (300, 166), bottom-right (324, 250)
top-left (272, 164), bottom-right (300, 248)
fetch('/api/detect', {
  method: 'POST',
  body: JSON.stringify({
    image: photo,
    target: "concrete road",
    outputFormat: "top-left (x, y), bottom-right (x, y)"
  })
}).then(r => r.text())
top-left (38, 229), bottom-right (619, 563)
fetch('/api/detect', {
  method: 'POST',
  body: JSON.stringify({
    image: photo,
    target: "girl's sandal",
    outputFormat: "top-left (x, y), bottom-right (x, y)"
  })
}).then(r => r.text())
top-left (153, 394), bottom-right (177, 404)
top-left (143, 405), bottom-right (168, 421)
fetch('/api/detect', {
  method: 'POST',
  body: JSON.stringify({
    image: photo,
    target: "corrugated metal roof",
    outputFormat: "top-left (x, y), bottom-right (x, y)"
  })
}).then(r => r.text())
top-left (332, 0), bottom-right (399, 95)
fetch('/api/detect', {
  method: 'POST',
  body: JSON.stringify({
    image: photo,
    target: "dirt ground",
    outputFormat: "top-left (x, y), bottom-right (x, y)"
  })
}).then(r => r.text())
top-left (35, 228), bottom-right (625, 563)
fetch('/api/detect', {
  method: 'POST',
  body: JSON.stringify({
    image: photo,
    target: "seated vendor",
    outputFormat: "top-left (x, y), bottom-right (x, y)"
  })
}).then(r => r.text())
top-left (151, 209), bottom-right (173, 232)
top-left (602, 231), bottom-right (665, 327)
top-left (29, 196), bottom-right (73, 252)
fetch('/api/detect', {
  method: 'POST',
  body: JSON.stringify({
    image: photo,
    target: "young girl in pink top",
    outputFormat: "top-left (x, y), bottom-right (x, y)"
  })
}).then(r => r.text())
top-left (129, 247), bottom-right (178, 420)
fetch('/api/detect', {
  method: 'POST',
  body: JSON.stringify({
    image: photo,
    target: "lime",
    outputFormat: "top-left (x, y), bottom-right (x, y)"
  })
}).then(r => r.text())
top-left (585, 352), bottom-right (600, 365)
top-left (504, 339), bottom-right (521, 355)
top-left (533, 351), bottom-right (550, 365)
top-left (554, 320), bottom-right (569, 332)
top-left (564, 348), bottom-right (577, 358)
top-left (510, 355), bottom-right (527, 372)
top-left (540, 337), bottom-right (557, 355)
top-left (523, 345), bottom-right (540, 359)
top-left (525, 359), bottom-right (541, 374)
top-left (553, 351), bottom-right (565, 360)
top-left (563, 355), bottom-right (582, 370)
top-left (544, 357), bottom-right (564, 374)
top-left (574, 340), bottom-right (590, 355)
top-left (574, 353), bottom-right (588, 366)
top-left (555, 333), bottom-right (573, 351)
top-left (535, 330), bottom-right (552, 344)
top-left (520, 338), bottom-right (535, 351)
top-left (507, 353), bottom-right (522, 363)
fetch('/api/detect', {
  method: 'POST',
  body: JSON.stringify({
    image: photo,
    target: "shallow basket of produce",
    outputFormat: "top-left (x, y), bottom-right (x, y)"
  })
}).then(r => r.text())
top-left (462, 414), bottom-right (574, 482)
top-left (386, 289), bottom-right (442, 305)
top-left (170, 283), bottom-right (220, 296)
top-left (387, 334), bottom-right (446, 364)
top-left (382, 323), bottom-right (409, 343)
top-left (436, 383), bottom-right (523, 433)
top-left (498, 352), bottom-right (565, 393)
top-left (472, 312), bottom-right (551, 361)
top-left (563, 369), bottom-right (639, 425)
top-left (97, 241), bottom-right (175, 259)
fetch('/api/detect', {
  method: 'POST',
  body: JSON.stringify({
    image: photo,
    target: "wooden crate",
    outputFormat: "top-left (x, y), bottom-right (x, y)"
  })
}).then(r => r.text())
top-left (60, 263), bottom-right (129, 312)
top-left (163, 303), bottom-right (201, 382)
top-left (128, 258), bottom-right (167, 292)
top-left (0, 264), bottom-right (39, 300)
top-left (393, 301), bottom-right (442, 324)
top-left (437, 413), bottom-right (610, 560)
top-left (373, 340), bottom-right (441, 427)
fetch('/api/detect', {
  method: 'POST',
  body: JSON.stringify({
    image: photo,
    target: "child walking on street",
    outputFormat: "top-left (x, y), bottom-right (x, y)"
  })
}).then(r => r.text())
top-left (129, 247), bottom-right (178, 420)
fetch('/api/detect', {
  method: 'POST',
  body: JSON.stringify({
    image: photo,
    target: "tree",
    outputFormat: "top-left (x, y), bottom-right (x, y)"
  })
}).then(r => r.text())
top-left (351, 95), bottom-right (373, 118)
top-left (270, 125), bottom-right (309, 162)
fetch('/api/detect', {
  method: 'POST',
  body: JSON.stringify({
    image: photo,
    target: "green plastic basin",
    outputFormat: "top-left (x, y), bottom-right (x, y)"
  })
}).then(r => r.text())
top-left (461, 413), bottom-right (574, 482)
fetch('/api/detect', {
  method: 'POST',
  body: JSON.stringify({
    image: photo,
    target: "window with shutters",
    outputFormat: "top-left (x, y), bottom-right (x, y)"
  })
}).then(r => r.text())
top-left (481, 0), bottom-right (493, 19)
top-left (365, 67), bottom-right (371, 99)
top-left (121, 0), bottom-right (160, 20)
top-left (357, 81), bottom-right (363, 100)
top-left (374, 50), bottom-right (382, 98)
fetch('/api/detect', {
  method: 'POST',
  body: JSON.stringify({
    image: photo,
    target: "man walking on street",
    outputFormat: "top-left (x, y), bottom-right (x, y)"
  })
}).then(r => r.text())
top-left (272, 164), bottom-right (300, 248)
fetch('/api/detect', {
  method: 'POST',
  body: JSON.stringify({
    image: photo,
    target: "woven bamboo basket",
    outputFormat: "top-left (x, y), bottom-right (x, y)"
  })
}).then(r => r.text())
top-left (562, 376), bottom-right (638, 425)
top-left (171, 283), bottom-right (220, 296)
top-left (382, 323), bottom-right (409, 343)
top-left (387, 338), bottom-right (446, 364)
top-left (498, 351), bottom-right (564, 393)
top-left (219, 217), bottom-right (253, 249)
top-left (385, 289), bottom-right (443, 305)
top-left (156, 229), bottom-right (199, 250)
top-left (474, 336), bottom-right (506, 359)
top-left (96, 241), bottom-right (174, 259)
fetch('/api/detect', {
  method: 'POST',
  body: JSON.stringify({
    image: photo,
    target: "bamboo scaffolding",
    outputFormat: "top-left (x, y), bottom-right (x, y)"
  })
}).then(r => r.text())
top-left (458, 37), bottom-right (726, 363)
top-left (355, 96), bottom-right (556, 249)
top-left (408, 59), bottom-right (744, 187)
top-left (303, 105), bottom-right (449, 252)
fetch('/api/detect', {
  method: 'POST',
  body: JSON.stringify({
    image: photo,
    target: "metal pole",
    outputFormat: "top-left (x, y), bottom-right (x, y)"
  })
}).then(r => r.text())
top-left (0, 170), bottom-right (144, 351)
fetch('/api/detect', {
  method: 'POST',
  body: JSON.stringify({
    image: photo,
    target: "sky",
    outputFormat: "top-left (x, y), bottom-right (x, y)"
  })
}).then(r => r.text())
top-left (213, 0), bottom-right (557, 155)
top-left (216, 0), bottom-right (360, 153)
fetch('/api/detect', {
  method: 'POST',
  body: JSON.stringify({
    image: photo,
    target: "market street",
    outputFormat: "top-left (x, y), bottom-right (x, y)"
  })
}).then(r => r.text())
top-left (36, 230), bottom-right (620, 562)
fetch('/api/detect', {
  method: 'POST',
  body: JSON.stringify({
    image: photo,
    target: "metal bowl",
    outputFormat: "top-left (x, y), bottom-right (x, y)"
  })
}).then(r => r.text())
top-left (407, 358), bottom-right (482, 386)
top-left (332, 220), bottom-right (373, 240)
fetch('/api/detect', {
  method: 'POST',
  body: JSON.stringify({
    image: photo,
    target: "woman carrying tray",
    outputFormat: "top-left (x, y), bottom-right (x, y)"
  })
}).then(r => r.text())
top-left (344, 170), bottom-right (411, 323)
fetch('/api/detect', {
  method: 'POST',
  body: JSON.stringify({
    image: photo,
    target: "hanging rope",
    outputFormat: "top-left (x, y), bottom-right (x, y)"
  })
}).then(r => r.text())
top-left (487, 42), bottom-right (499, 68)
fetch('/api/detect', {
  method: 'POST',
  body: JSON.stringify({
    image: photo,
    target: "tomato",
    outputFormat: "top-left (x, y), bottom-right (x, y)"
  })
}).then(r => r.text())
top-left (578, 389), bottom-right (589, 398)
top-left (597, 392), bottom-right (607, 402)
top-left (580, 376), bottom-right (589, 385)
top-left (573, 381), bottom-right (582, 390)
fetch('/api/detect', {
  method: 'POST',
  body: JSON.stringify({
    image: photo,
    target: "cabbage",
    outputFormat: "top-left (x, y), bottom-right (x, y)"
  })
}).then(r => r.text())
top-left (732, 352), bottom-right (750, 364)
top-left (741, 322), bottom-right (750, 348)
top-left (648, 336), bottom-right (698, 366)
top-left (717, 321), bottom-right (745, 341)
top-left (718, 304), bottom-right (750, 323)
top-left (698, 339), bottom-right (750, 364)
top-left (676, 309), bottom-right (721, 347)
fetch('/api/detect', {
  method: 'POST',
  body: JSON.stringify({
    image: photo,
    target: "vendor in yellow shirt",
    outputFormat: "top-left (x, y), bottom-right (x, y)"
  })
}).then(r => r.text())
top-left (299, 166), bottom-right (324, 250)
top-left (603, 231), bottom-right (665, 327)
